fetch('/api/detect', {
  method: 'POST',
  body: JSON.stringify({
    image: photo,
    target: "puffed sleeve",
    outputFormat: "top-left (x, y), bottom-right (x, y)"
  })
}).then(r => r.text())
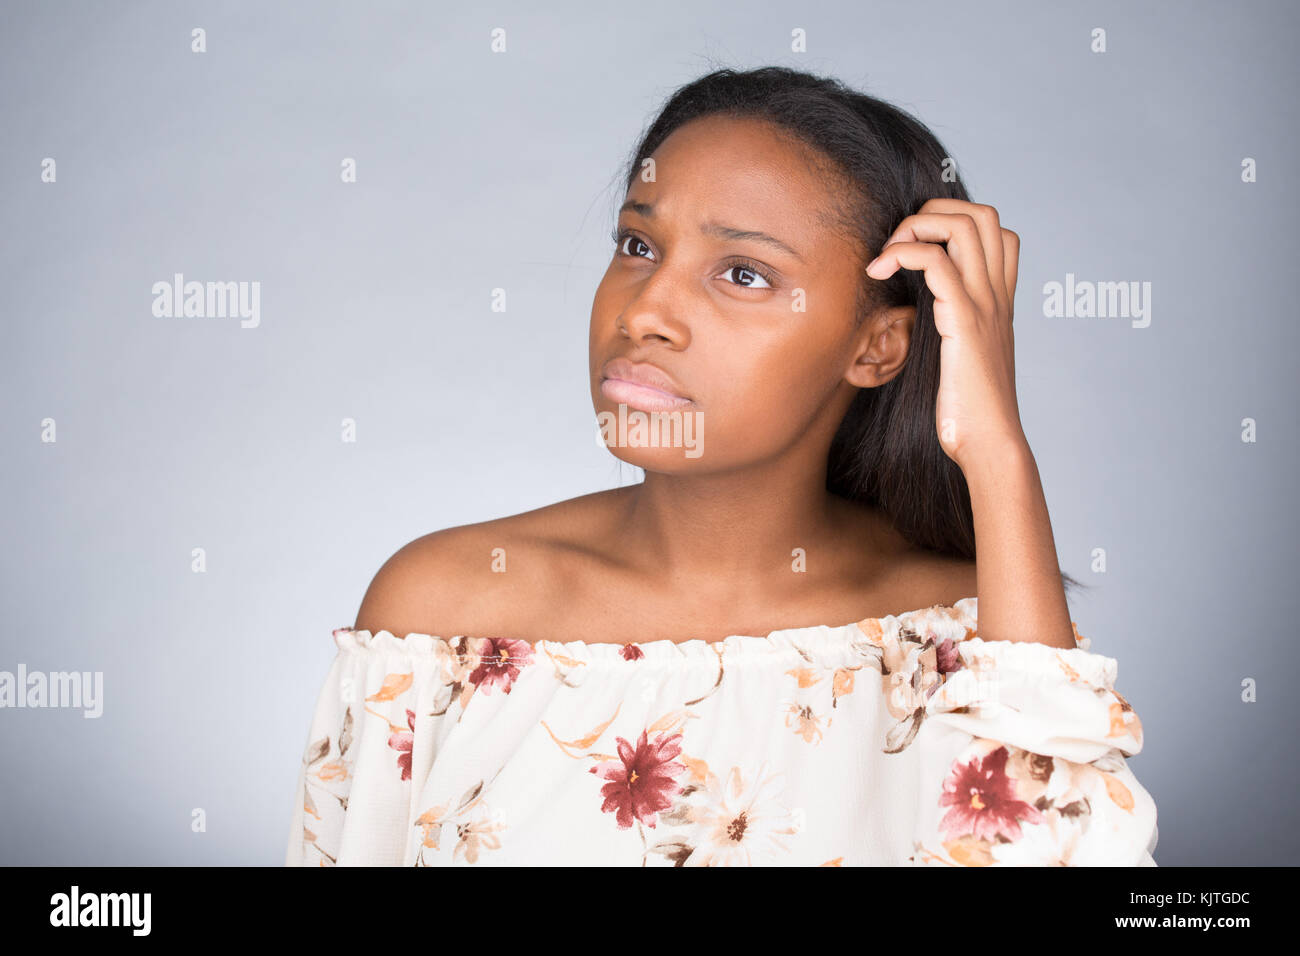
top-left (285, 628), bottom-right (464, 866)
top-left (874, 603), bottom-right (1158, 867)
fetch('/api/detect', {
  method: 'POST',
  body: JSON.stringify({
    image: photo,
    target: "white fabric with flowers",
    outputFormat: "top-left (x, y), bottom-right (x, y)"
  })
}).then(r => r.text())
top-left (285, 597), bottom-right (1158, 866)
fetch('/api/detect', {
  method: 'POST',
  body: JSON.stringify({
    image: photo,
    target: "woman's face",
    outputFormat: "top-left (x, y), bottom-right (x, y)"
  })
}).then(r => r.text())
top-left (589, 113), bottom-right (910, 474)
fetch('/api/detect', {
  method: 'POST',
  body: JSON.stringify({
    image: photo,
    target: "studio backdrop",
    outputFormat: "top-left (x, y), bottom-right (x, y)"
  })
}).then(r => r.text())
top-left (1, 0), bottom-right (1296, 865)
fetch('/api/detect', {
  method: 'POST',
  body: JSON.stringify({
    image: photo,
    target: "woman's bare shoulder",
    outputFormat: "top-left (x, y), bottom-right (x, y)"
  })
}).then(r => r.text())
top-left (831, 496), bottom-right (978, 612)
top-left (351, 488), bottom-right (630, 639)
top-left (879, 543), bottom-right (978, 613)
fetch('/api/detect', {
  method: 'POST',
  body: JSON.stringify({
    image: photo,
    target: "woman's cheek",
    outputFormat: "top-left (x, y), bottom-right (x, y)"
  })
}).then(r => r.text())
top-left (718, 396), bottom-right (796, 457)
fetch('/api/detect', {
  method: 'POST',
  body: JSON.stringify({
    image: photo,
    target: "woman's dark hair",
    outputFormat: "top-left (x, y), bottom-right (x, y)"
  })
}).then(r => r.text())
top-left (617, 65), bottom-right (1085, 597)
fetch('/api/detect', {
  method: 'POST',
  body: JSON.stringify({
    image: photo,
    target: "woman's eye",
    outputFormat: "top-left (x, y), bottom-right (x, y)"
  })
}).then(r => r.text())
top-left (720, 264), bottom-right (774, 290)
top-left (612, 229), bottom-right (773, 290)
top-left (615, 232), bottom-right (654, 261)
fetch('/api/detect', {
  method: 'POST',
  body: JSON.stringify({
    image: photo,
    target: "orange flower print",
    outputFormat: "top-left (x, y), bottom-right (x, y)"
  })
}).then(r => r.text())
top-left (413, 780), bottom-right (500, 865)
top-left (785, 665), bottom-right (821, 689)
top-left (680, 764), bottom-right (798, 866)
top-left (317, 761), bottom-right (347, 782)
top-left (387, 708), bottom-right (415, 781)
top-left (831, 667), bottom-right (855, 703)
top-left (782, 700), bottom-right (828, 744)
top-left (590, 729), bottom-right (687, 829)
top-left (1106, 697), bottom-right (1141, 740)
top-left (939, 745), bottom-right (1046, 843)
top-left (1004, 748), bottom-right (1088, 811)
top-left (467, 638), bottom-right (534, 694)
top-left (414, 804), bottom-right (448, 851)
top-left (453, 812), bottom-right (506, 863)
top-left (366, 672), bottom-right (413, 703)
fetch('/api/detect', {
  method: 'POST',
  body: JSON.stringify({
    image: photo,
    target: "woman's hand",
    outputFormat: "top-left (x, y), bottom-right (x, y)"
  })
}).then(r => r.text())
top-left (865, 198), bottom-right (1027, 472)
top-left (867, 199), bottom-right (1076, 649)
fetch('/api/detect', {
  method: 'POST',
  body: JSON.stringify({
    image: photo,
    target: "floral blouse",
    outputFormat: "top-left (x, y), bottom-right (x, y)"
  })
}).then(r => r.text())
top-left (284, 597), bottom-right (1158, 866)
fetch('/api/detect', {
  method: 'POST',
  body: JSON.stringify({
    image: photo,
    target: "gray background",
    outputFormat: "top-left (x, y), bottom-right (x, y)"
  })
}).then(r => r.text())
top-left (1, 0), bottom-right (1295, 866)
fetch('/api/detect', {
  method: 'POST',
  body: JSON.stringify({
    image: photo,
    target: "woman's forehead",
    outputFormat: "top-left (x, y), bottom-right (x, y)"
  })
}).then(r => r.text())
top-left (628, 118), bottom-right (842, 255)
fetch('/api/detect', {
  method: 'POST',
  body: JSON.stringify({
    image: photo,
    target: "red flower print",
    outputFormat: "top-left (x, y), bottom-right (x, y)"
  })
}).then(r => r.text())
top-left (388, 708), bottom-right (416, 781)
top-left (620, 644), bottom-right (644, 661)
top-left (467, 638), bottom-right (534, 694)
top-left (938, 746), bottom-right (1046, 843)
top-left (589, 729), bottom-right (686, 829)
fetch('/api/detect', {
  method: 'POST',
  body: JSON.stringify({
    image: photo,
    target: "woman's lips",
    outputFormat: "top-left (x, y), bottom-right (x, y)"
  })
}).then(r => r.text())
top-left (599, 377), bottom-right (693, 412)
top-left (598, 357), bottom-right (694, 413)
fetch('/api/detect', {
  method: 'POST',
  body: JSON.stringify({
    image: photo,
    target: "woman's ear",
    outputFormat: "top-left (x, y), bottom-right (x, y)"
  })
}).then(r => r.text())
top-left (844, 304), bottom-right (916, 388)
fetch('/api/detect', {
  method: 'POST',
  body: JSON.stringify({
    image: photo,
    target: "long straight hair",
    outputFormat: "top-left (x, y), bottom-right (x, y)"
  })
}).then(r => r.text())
top-left (617, 66), bottom-right (1084, 595)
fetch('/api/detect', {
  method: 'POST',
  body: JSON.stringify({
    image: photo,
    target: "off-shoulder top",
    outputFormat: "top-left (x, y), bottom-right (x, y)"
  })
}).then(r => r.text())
top-left (284, 597), bottom-right (1158, 866)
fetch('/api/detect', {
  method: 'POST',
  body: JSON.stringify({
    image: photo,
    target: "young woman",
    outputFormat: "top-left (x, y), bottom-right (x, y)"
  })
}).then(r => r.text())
top-left (286, 67), bottom-right (1158, 866)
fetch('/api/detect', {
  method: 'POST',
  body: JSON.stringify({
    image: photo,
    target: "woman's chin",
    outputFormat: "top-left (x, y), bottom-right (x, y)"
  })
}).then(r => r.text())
top-left (601, 445), bottom-right (706, 473)
top-left (593, 402), bottom-right (707, 467)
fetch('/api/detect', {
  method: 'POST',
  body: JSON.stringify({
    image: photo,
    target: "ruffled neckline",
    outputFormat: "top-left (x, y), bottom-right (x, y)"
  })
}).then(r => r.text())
top-left (329, 596), bottom-right (986, 665)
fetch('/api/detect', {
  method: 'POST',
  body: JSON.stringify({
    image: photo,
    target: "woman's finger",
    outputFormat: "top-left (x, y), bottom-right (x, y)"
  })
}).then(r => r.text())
top-left (1001, 227), bottom-right (1020, 313)
top-left (869, 212), bottom-right (996, 316)
top-left (867, 240), bottom-right (976, 338)
top-left (917, 199), bottom-right (1009, 316)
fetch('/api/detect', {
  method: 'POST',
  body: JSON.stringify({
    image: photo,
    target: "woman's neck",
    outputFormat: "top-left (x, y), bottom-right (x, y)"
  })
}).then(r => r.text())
top-left (612, 461), bottom-right (884, 585)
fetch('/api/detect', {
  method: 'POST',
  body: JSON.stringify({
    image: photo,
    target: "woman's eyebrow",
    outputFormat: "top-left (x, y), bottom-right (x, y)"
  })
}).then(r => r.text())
top-left (619, 199), bottom-right (805, 264)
